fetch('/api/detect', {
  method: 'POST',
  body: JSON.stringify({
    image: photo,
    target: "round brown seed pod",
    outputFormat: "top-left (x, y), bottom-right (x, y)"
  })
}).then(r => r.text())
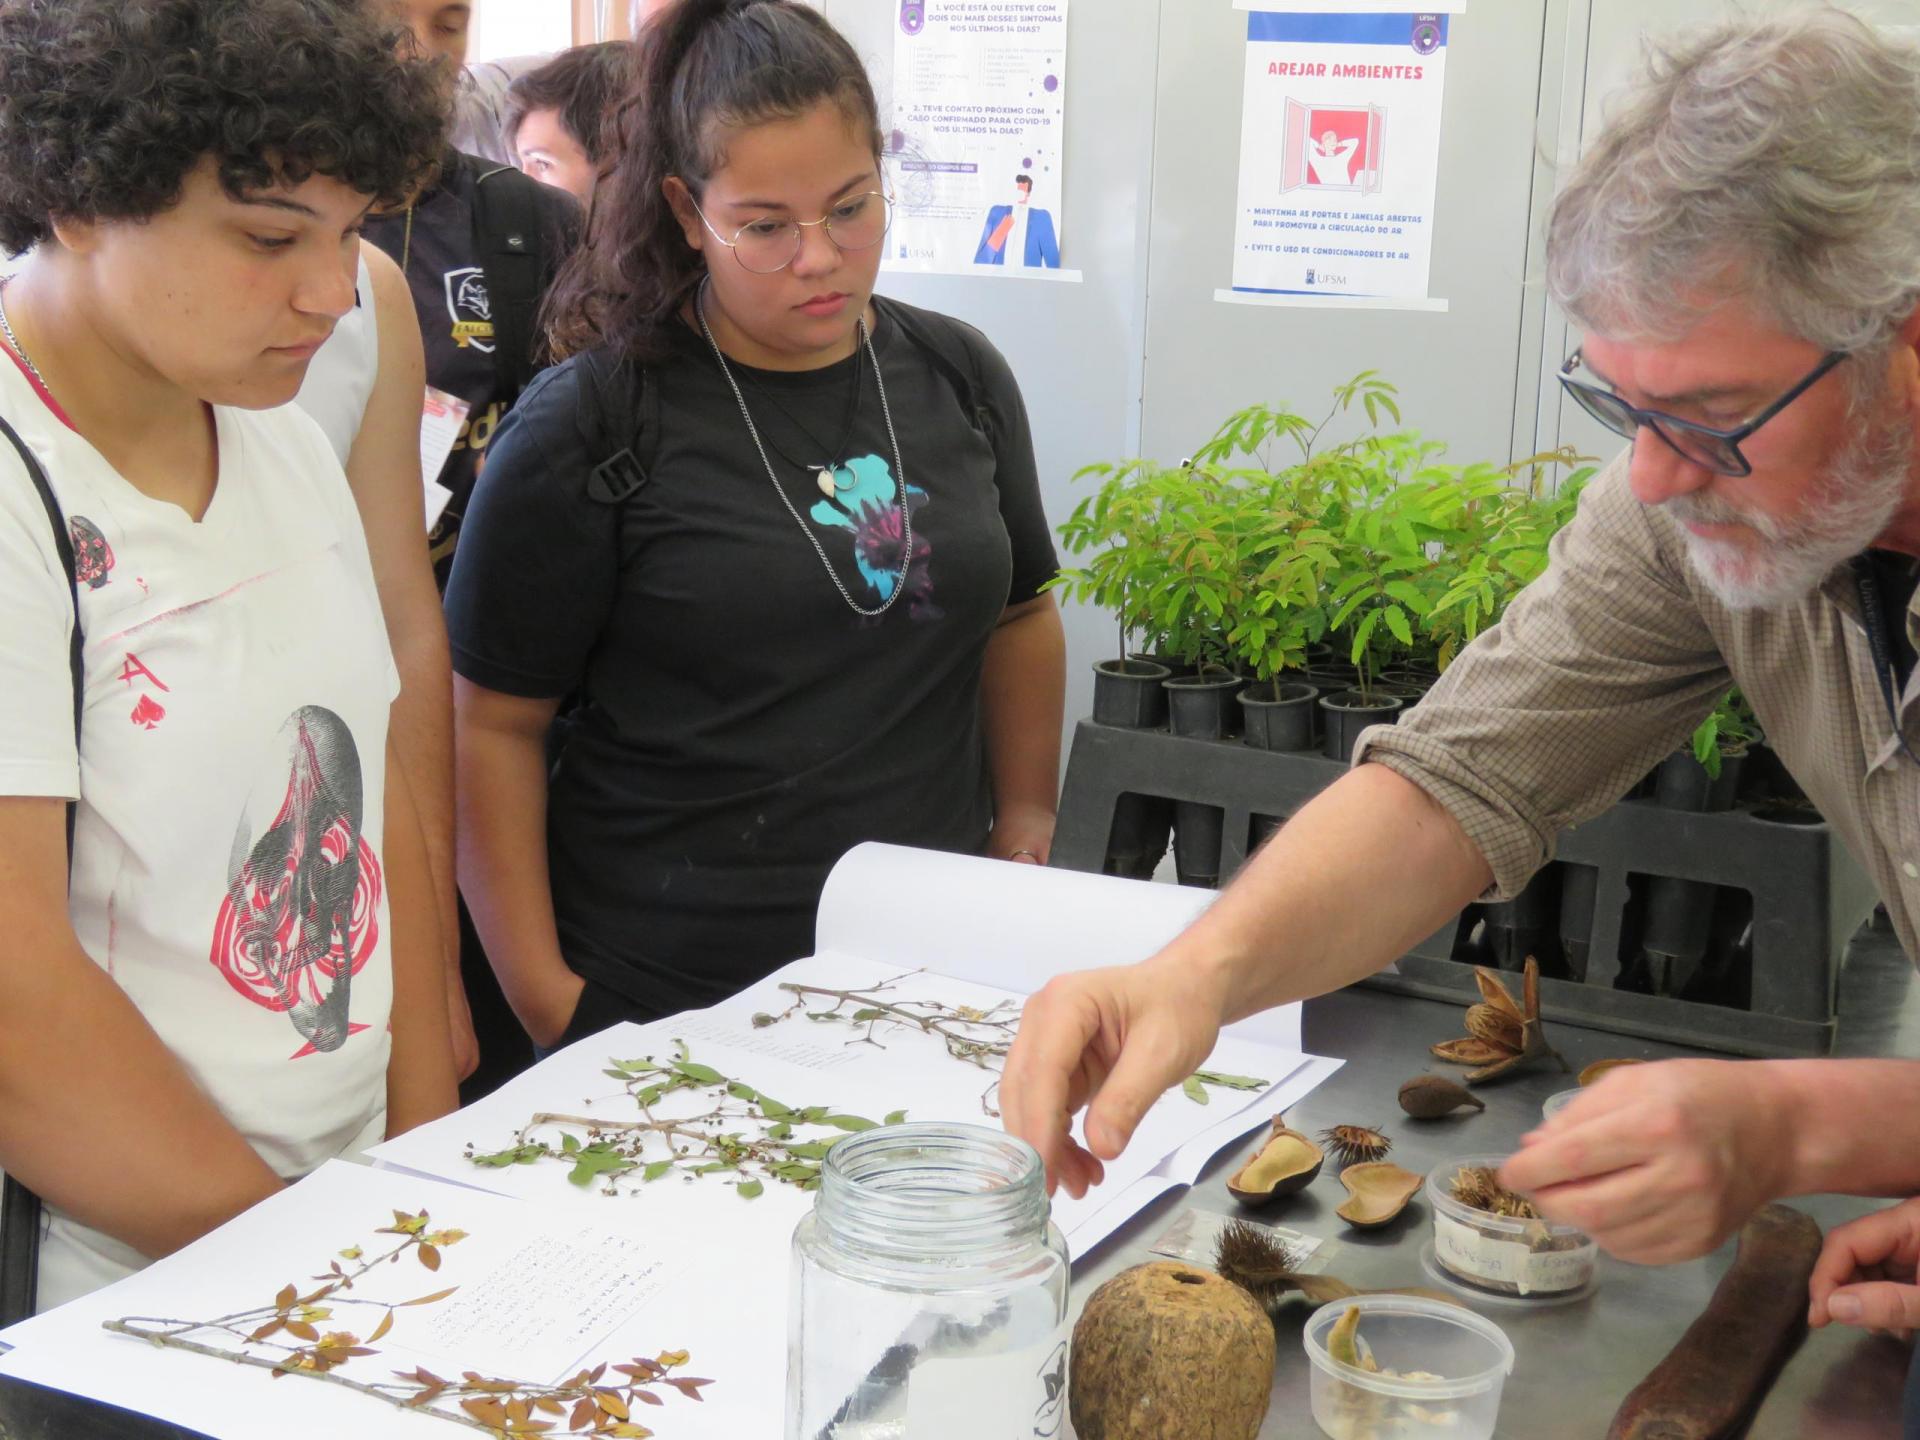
top-left (1398, 1074), bottom-right (1487, 1119)
top-left (1069, 1261), bottom-right (1275, 1439)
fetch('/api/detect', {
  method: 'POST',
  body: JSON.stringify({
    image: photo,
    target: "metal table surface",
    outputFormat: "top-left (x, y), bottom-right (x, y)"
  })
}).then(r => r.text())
top-left (4, 929), bottom-right (1917, 1440)
top-left (1065, 921), bottom-right (1920, 1439)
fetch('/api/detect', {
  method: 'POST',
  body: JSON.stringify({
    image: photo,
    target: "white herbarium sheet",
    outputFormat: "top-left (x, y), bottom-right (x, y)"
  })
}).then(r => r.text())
top-left (0, 846), bottom-right (1338, 1440)
top-left (366, 844), bottom-right (1327, 1258)
top-left (0, 1161), bottom-right (791, 1439)
top-left (1227, 9), bottom-right (1453, 304)
top-left (884, 0), bottom-right (1072, 277)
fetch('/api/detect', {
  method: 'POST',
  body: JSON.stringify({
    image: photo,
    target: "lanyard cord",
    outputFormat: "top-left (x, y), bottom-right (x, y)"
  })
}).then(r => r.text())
top-left (1851, 553), bottom-right (1920, 766)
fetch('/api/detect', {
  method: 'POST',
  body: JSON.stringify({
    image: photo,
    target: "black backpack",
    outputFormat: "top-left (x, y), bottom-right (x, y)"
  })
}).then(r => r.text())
top-left (469, 162), bottom-right (556, 405)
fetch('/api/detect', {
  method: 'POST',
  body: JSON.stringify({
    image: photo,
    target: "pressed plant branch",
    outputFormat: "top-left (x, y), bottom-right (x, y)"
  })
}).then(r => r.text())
top-left (469, 1042), bottom-right (899, 1197)
top-left (755, 974), bottom-right (1266, 1116)
top-left (106, 1210), bottom-right (710, 1437)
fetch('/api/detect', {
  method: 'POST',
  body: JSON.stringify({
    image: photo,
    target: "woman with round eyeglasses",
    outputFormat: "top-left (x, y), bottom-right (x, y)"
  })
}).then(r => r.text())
top-left (443, 0), bottom-right (1066, 1053)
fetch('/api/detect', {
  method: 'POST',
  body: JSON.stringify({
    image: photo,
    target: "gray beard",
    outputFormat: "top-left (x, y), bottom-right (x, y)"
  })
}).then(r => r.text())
top-left (1665, 401), bottom-right (1913, 611)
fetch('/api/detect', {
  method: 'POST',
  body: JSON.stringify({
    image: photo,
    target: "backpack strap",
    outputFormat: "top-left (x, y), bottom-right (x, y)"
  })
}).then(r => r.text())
top-left (578, 348), bottom-right (657, 510)
top-left (873, 295), bottom-right (998, 446)
top-left (0, 410), bottom-right (78, 1329)
top-left (470, 164), bottom-right (545, 403)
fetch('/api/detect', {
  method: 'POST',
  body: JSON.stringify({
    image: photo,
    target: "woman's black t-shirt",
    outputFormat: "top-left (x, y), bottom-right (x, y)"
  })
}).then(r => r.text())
top-left (444, 297), bottom-right (1057, 1016)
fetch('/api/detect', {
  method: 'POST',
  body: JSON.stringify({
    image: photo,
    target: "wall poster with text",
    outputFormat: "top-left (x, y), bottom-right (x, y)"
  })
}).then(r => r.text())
top-left (1230, 11), bottom-right (1450, 302)
top-left (885, 0), bottom-right (1070, 277)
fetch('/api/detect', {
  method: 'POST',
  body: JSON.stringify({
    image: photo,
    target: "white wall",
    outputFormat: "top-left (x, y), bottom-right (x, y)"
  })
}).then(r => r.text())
top-left (828, 0), bottom-right (1161, 752)
top-left (469, 0), bottom-right (572, 63)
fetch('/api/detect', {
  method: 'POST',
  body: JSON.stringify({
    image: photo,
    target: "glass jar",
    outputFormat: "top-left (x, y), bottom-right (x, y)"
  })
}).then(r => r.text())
top-left (785, 1122), bottom-right (1071, 1439)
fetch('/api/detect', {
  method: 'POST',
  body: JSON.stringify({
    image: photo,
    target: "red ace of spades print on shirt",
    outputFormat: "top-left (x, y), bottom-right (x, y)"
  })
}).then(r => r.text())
top-left (209, 706), bottom-right (382, 1059)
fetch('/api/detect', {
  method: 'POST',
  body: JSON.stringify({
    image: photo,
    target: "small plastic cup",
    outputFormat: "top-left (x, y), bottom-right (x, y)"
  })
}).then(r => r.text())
top-left (1541, 1087), bottom-right (1581, 1122)
top-left (1302, 1293), bottom-right (1514, 1440)
top-left (1426, 1154), bottom-right (1598, 1299)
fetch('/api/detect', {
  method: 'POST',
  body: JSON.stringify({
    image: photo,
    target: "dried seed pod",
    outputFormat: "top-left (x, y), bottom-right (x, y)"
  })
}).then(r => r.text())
top-left (1327, 1306), bottom-right (1367, 1369)
top-left (1335, 1162), bottom-right (1423, 1228)
top-left (1450, 1164), bottom-right (1540, 1220)
top-left (1474, 966), bottom-right (1525, 1021)
top-left (1429, 1036), bottom-right (1508, 1067)
top-left (1430, 958), bottom-right (1570, 1085)
top-left (1213, 1217), bottom-right (1460, 1312)
top-left (1398, 1075), bottom-right (1486, 1119)
top-left (1226, 1120), bottom-right (1324, 1206)
top-left (1319, 1124), bottom-right (1391, 1170)
top-left (1214, 1218), bottom-right (1309, 1311)
top-left (1579, 1058), bottom-right (1643, 1087)
top-left (1464, 1002), bottom-right (1523, 1052)
top-left (1606, 1206), bottom-right (1822, 1440)
top-left (1070, 1262), bottom-right (1274, 1440)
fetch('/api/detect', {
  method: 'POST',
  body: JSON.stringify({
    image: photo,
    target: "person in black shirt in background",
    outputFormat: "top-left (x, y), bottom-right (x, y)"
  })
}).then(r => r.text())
top-left (367, 2), bottom-right (584, 583)
top-left (446, 0), bottom-right (1068, 1051)
top-left (360, 1), bottom-right (585, 1101)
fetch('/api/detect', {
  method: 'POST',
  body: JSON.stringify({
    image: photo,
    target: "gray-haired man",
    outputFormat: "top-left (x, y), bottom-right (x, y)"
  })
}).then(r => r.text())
top-left (1003, 10), bottom-right (1920, 1339)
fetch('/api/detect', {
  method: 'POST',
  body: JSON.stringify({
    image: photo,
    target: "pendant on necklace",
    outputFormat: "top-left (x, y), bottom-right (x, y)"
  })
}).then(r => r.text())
top-left (814, 466), bottom-right (840, 499)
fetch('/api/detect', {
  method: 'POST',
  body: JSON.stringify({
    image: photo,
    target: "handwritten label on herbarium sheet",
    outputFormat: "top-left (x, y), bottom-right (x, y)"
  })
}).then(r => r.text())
top-left (411, 1230), bottom-right (669, 1381)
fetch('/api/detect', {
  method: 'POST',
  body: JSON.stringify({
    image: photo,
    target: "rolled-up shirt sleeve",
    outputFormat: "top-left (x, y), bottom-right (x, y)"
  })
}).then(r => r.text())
top-left (1354, 455), bottom-right (1733, 898)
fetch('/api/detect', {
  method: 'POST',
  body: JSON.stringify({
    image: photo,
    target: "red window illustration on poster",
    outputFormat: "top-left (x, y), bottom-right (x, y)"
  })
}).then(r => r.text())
top-left (1280, 99), bottom-right (1386, 195)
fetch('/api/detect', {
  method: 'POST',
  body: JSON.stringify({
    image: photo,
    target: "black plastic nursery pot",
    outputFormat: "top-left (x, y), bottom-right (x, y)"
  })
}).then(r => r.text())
top-left (1091, 658), bottom-right (1171, 730)
top-left (1104, 792), bottom-right (1173, 881)
top-left (1480, 865), bottom-right (1562, 973)
top-left (1305, 663), bottom-right (1360, 692)
top-left (1165, 670), bottom-right (1246, 741)
top-left (1238, 681), bottom-right (1318, 752)
top-left (1557, 862), bottom-right (1600, 982)
top-left (1641, 746), bottom-right (1748, 988)
top-left (1380, 666), bottom-right (1437, 696)
top-left (1368, 679), bottom-right (1428, 705)
top-left (1172, 799), bottom-right (1225, 887)
top-left (1130, 650), bottom-right (1197, 681)
top-left (1652, 745), bottom-right (1746, 813)
top-left (1318, 689), bottom-right (1403, 762)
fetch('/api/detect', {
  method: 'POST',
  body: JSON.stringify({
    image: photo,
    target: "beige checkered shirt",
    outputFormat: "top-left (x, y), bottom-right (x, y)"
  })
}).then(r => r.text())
top-left (1357, 452), bottom-right (1918, 960)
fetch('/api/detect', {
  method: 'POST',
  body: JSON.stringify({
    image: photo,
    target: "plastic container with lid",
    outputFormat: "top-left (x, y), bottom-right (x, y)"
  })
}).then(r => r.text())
top-left (1425, 1153), bottom-right (1599, 1299)
top-left (1302, 1294), bottom-right (1515, 1440)
top-left (1541, 1087), bottom-right (1582, 1122)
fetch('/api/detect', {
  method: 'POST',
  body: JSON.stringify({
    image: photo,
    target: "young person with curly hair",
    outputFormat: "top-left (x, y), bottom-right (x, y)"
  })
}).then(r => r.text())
top-left (447, 0), bottom-right (1066, 1052)
top-left (0, 0), bottom-right (458, 1311)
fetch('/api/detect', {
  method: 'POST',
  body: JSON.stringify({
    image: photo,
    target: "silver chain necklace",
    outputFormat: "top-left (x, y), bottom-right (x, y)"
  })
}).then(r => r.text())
top-left (0, 283), bottom-right (49, 390)
top-left (695, 280), bottom-right (914, 619)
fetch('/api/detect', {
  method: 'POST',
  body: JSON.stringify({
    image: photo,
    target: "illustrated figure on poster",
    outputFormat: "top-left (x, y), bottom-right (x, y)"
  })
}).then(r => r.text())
top-left (1308, 129), bottom-right (1360, 186)
top-left (1280, 100), bottom-right (1386, 196)
top-left (973, 174), bottom-right (1060, 269)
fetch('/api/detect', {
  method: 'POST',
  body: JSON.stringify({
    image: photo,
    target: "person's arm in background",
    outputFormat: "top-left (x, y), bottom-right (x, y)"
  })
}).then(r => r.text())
top-left (983, 593), bottom-right (1064, 862)
top-left (440, 364), bottom-right (621, 1053)
top-left (0, 796), bottom-right (284, 1256)
top-left (971, 321), bottom-right (1064, 861)
top-left (343, 241), bottom-right (476, 1080)
top-left (383, 739), bottom-right (459, 1134)
top-left (453, 682), bottom-right (581, 1048)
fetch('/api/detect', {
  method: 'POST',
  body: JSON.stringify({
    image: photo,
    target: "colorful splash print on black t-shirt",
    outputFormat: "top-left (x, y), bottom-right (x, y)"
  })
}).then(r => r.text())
top-left (808, 453), bottom-right (939, 619)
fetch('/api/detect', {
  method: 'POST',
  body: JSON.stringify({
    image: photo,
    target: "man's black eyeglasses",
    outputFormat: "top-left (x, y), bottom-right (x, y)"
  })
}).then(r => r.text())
top-left (1557, 348), bottom-right (1847, 477)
